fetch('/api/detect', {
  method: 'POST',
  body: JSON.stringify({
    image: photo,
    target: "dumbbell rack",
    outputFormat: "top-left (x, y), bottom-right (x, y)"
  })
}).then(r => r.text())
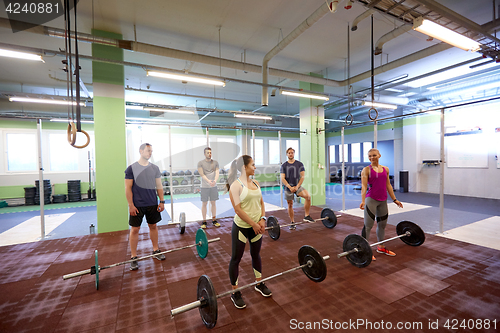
top-left (162, 171), bottom-right (229, 196)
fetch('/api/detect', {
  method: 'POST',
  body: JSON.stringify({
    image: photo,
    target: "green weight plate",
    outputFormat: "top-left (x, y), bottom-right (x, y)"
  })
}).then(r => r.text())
top-left (343, 234), bottom-right (372, 268)
top-left (396, 221), bottom-right (425, 246)
top-left (197, 275), bottom-right (218, 329)
top-left (95, 249), bottom-right (99, 290)
top-left (196, 228), bottom-right (209, 259)
top-left (179, 212), bottom-right (186, 234)
top-left (266, 216), bottom-right (280, 240)
top-left (298, 245), bottom-right (327, 282)
top-left (321, 208), bottom-right (337, 229)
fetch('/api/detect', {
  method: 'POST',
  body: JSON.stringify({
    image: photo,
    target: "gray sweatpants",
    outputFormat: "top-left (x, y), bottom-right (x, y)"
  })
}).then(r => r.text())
top-left (363, 197), bottom-right (388, 242)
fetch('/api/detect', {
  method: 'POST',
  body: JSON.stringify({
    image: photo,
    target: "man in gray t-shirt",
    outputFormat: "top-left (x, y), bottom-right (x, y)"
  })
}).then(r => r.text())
top-left (197, 147), bottom-right (220, 228)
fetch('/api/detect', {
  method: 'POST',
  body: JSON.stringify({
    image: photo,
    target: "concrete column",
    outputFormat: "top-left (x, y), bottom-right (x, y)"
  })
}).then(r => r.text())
top-left (299, 77), bottom-right (326, 206)
top-left (92, 30), bottom-right (128, 233)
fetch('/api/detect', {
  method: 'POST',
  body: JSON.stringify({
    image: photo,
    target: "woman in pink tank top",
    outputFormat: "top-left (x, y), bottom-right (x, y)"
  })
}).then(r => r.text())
top-left (360, 148), bottom-right (403, 260)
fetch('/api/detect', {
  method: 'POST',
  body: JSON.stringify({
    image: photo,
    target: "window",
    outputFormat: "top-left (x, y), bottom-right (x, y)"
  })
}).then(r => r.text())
top-left (193, 136), bottom-right (208, 149)
top-left (352, 143), bottom-right (361, 163)
top-left (269, 140), bottom-right (280, 164)
top-left (329, 145), bottom-right (336, 163)
top-left (216, 137), bottom-right (237, 169)
top-left (363, 142), bottom-right (373, 162)
top-left (49, 133), bottom-right (79, 171)
top-left (285, 139), bottom-right (299, 160)
top-left (7, 133), bottom-right (37, 171)
top-left (339, 143), bottom-right (349, 162)
top-left (250, 139), bottom-right (264, 165)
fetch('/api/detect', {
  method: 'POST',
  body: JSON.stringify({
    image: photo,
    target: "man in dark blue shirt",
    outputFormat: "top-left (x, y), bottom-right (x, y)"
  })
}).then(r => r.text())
top-left (125, 143), bottom-right (165, 271)
top-left (280, 147), bottom-right (313, 229)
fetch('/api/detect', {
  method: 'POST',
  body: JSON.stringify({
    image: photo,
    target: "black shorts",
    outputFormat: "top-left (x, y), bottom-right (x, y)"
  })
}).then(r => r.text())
top-left (129, 205), bottom-right (162, 227)
top-left (200, 187), bottom-right (219, 202)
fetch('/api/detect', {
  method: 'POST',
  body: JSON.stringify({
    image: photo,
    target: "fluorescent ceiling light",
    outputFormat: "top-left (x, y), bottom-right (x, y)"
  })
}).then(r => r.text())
top-left (126, 105), bottom-right (145, 110)
top-left (147, 71), bottom-right (226, 87)
top-left (50, 119), bottom-right (94, 124)
top-left (363, 101), bottom-right (398, 109)
top-left (280, 90), bottom-right (329, 101)
top-left (385, 88), bottom-right (404, 93)
top-left (412, 17), bottom-right (481, 52)
top-left (126, 117), bottom-right (171, 123)
top-left (143, 107), bottom-right (195, 114)
top-left (9, 97), bottom-right (86, 106)
top-left (234, 114), bottom-right (272, 120)
top-left (0, 48), bottom-right (44, 62)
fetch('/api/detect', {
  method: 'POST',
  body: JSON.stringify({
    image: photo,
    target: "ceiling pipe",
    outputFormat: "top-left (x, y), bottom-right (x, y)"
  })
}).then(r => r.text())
top-left (374, 25), bottom-right (413, 55)
top-left (351, 9), bottom-right (375, 31)
top-left (261, 0), bottom-right (339, 106)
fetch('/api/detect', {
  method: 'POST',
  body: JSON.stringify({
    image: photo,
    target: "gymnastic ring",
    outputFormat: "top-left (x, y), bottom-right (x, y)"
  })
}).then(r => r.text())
top-left (368, 107), bottom-right (378, 120)
top-left (345, 113), bottom-right (353, 126)
top-left (72, 129), bottom-right (90, 149)
top-left (67, 121), bottom-right (91, 149)
top-left (67, 122), bottom-right (77, 146)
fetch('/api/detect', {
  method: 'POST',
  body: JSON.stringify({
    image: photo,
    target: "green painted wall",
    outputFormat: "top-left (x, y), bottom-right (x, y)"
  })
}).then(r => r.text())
top-left (92, 29), bottom-right (128, 233)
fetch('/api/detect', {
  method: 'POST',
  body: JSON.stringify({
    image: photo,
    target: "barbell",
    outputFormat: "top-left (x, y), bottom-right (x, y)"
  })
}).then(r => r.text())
top-left (170, 245), bottom-right (330, 329)
top-left (62, 229), bottom-right (220, 289)
top-left (337, 221), bottom-right (425, 268)
top-left (166, 212), bottom-right (187, 234)
top-left (265, 208), bottom-right (340, 240)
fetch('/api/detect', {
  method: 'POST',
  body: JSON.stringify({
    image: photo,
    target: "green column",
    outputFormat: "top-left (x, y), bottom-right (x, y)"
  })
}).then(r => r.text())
top-left (92, 30), bottom-right (128, 233)
top-left (299, 75), bottom-right (326, 206)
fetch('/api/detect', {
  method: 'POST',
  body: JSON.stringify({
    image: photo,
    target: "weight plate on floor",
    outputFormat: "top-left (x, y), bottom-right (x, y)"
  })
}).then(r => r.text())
top-left (266, 216), bottom-right (280, 240)
top-left (298, 245), bottom-right (327, 282)
top-left (179, 212), bottom-right (186, 234)
top-left (196, 228), bottom-right (209, 259)
top-left (95, 249), bottom-right (99, 290)
top-left (396, 221), bottom-right (425, 246)
top-left (343, 234), bottom-right (372, 268)
top-left (197, 275), bottom-right (217, 329)
top-left (321, 208), bottom-right (337, 229)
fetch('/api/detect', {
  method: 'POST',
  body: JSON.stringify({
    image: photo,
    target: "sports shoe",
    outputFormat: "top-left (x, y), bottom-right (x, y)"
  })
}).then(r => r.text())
top-left (376, 246), bottom-right (396, 256)
top-left (289, 222), bottom-right (296, 230)
top-left (255, 282), bottom-right (272, 297)
top-left (153, 249), bottom-right (166, 261)
top-left (201, 221), bottom-right (207, 229)
top-left (130, 257), bottom-right (139, 271)
top-left (372, 256), bottom-right (376, 261)
top-left (231, 291), bottom-right (246, 309)
top-left (212, 220), bottom-right (221, 228)
top-left (304, 215), bottom-right (314, 223)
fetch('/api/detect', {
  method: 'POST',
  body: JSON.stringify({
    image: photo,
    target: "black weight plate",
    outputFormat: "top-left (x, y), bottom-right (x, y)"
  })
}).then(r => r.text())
top-left (396, 221), bottom-right (425, 246)
top-left (197, 275), bottom-right (218, 329)
top-left (321, 208), bottom-right (337, 229)
top-left (266, 216), bottom-right (280, 240)
top-left (179, 212), bottom-right (186, 234)
top-left (298, 245), bottom-right (327, 282)
top-left (343, 234), bottom-right (372, 268)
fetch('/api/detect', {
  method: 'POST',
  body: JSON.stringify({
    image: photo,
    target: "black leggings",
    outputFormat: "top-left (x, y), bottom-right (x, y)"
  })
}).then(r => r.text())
top-left (228, 222), bottom-right (263, 286)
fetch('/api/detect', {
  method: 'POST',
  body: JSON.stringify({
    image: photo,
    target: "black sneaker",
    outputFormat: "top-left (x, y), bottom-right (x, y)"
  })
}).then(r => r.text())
top-left (201, 221), bottom-right (207, 229)
top-left (130, 257), bottom-right (139, 271)
top-left (153, 249), bottom-right (166, 261)
top-left (289, 222), bottom-right (296, 230)
top-left (255, 282), bottom-right (272, 297)
top-left (212, 220), bottom-right (221, 228)
top-left (230, 291), bottom-right (246, 309)
top-left (304, 215), bottom-right (314, 223)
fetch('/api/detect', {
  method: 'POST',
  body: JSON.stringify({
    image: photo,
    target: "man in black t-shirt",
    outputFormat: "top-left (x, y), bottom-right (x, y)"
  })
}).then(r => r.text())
top-left (125, 143), bottom-right (166, 271)
top-left (280, 147), bottom-right (313, 229)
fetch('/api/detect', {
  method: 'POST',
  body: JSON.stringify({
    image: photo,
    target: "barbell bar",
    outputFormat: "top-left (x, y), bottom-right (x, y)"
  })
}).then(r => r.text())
top-left (170, 245), bottom-right (330, 328)
top-left (62, 229), bottom-right (220, 289)
top-left (265, 208), bottom-right (340, 240)
top-left (337, 221), bottom-right (425, 268)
